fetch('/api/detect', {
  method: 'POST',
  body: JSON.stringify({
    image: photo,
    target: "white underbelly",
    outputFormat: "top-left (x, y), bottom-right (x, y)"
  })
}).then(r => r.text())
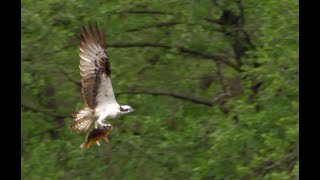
top-left (95, 103), bottom-right (119, 120)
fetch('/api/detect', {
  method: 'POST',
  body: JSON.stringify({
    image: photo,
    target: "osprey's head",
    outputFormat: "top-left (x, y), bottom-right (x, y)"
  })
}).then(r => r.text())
top-left (119, 105), bottom-right (134, 114)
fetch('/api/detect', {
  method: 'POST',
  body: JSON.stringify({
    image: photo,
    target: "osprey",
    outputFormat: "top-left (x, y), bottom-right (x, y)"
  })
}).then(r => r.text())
top-left (70, 23), bottom-right (134, 133)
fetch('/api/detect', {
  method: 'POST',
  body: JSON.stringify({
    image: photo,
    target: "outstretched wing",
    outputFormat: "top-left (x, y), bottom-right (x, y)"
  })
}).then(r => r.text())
top-left (79, 22), bottom-right (117, 109)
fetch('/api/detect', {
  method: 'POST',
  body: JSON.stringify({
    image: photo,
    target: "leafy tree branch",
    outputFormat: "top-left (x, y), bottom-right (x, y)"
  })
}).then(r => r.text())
top-left (21, 103), bottom-right (69, 119)
top-left (117, 89), bottom-right (231, 107)
top-left (108, 42), bottom-right (241, 71)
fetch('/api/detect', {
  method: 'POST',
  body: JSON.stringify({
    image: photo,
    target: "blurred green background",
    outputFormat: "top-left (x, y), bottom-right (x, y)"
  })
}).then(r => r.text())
top-left (21, 0), bottom-right (298, 179)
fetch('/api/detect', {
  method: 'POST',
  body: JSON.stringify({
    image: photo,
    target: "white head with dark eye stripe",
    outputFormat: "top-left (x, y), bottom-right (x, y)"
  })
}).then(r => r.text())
top-left (119, 105), bottom-right (134, 114)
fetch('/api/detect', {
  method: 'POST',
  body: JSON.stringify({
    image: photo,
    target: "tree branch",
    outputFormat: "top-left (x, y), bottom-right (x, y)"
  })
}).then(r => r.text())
top-left (24, 44), bottom-right (76, 62)
top-left (236, 0), bottom-right (245, 25)
top-left (254, 146), bottom-right (299, 178)
top-left (118, 9), bottom-right (175, 15)
top-left (203, 17), bottom-right (221, 25)
top-left (108, 42), bottom-right (241, 71)
top-left (27, 41), bottom-right (240, 72)
top-left (45, 44), bottom-right (75, 56)
top-left (116, 89), bottom-right (231, 107)
top-left (26, 125), bottom-right (65, 140)
top-left (216, 62), bottom-right (227, 92)
top-left (58, 67), bottom-right (82, 88)
top-left (126, 21), bottom-right (182, 32)
top-left (21, 103), bottom-right (69, 119)
top-left (109, 42), bottom-right (170, 48)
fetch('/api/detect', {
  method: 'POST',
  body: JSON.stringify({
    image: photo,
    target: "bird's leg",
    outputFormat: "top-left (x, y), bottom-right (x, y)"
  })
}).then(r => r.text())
top-left (97, 119), bottom-right (111, 128)
top-left (97, 119), bottom-right (106, 128)
top-left (95, 121), bottom-right (98, 129)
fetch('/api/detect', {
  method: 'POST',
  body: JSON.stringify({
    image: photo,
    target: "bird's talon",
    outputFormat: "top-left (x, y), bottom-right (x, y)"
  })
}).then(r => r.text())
top-left (103, 124), bottom-right (113, 131)
top-left (97, 123), bottom-right (112, 131)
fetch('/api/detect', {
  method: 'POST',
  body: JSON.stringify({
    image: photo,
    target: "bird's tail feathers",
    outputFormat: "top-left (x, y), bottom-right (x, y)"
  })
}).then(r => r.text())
top-left (70, 107), bottom-right (95, 133)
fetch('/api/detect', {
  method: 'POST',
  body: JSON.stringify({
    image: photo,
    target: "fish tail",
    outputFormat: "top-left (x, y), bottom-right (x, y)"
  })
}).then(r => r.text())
top-left (80, 142), bottom-right (86, 149)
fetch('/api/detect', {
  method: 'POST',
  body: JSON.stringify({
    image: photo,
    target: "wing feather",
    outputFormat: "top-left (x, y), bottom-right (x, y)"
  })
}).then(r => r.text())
top-left (78, 23), bottom-right (116, 109)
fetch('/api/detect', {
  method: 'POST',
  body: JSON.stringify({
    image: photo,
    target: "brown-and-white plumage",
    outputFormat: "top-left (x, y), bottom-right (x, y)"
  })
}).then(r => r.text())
top-left (70, 23), bottom-right (133, 133)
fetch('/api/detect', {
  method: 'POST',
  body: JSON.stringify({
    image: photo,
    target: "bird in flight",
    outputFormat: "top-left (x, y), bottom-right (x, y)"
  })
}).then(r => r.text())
top-left (70, 22), bottom-right (134, 134)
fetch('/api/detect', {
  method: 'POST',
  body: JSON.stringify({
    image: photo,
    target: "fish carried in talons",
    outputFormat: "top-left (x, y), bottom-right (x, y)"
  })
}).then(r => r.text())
top-left (80, 125), bottom-right (113, 149)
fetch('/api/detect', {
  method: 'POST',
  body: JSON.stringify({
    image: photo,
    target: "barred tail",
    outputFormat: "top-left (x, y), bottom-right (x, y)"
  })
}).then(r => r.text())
top-left (70, 107), bottom-right (95, 133)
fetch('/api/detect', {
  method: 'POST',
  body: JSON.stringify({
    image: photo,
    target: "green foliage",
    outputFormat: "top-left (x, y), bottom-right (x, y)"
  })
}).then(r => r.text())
top-left (22, 0), bottom-right (298, 179)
